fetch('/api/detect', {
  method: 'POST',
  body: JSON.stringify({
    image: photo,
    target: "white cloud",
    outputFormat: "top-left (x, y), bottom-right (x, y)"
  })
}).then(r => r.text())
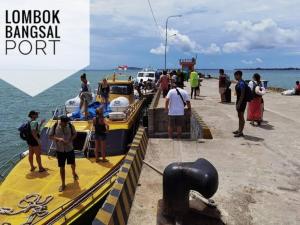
top-left (241, 58), bottom-right (263, 65)
top-left (223, 19), bottom-right (300, 53)
top-left (201, 43), bottom-right (221, 54)
top-left (150, 43), bottom-right (166, 55)
top-left (150, 27), bottom-right (221, 55)
top-left (256, 57), bottom-right (263, 63)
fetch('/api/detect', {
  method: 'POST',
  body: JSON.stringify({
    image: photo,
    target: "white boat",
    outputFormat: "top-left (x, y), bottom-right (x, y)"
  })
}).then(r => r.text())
top-left (136, 68), bottom-right (156, 83)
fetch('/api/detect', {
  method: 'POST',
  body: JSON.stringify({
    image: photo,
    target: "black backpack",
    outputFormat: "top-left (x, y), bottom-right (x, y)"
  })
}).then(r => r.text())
top-left (244, 81), bottom-right (254, 102)
top-left (50, 122), bottom-right (74, 136)
top-left (18, 122), bottom-right (31, 141)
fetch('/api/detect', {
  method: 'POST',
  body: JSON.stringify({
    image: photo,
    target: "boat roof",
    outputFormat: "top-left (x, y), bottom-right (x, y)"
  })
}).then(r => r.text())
top-left (0, 155), bottom-right (124, 225)
top-left (105, 74), bottom-right (134, 85)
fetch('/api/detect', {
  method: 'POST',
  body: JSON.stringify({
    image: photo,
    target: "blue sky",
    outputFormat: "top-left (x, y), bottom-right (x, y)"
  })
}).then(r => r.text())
top-left (89, 0), bottom-right (300, 69)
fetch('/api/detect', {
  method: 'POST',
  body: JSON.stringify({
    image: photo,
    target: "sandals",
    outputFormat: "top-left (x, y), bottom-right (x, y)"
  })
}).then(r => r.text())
top-left (234, 132), bottom-right (244, 138)
top-left (232, 130), bottom-right (239, 135)
top-left (73, 174), bottom-right (79, 180)
top-left (30, 166), bottom-right (36, 172)
top-left (38, 168), bottom-right (46, 173)
top-left (59, 185), bottom-right (66, 192)
top-left (101, 159), bottom-right (109, 163)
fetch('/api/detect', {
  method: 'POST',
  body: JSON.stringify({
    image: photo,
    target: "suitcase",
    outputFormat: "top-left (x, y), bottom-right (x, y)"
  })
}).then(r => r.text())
top-left (225, 88), bottom-right (231, 102)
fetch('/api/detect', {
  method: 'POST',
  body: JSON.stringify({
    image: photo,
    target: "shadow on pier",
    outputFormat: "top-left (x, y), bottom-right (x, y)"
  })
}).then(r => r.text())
top-left (156, 199), bottom-right (225, 225)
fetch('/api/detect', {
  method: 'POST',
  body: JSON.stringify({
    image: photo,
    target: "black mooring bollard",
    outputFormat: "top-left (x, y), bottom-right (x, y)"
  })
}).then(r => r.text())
top-left (163, 158), bottom-right (219, 216)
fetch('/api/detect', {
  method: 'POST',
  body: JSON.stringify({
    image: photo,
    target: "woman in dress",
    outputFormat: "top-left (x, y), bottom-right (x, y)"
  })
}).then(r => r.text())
top-left (247, 73), bottom-right (266, 126)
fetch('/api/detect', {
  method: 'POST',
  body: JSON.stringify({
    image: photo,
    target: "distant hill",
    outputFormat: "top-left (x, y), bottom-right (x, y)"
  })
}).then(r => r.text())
top-left (127, 67), bottom-right (143, 70)
top-left (235, 68), bottom-right (300, 71)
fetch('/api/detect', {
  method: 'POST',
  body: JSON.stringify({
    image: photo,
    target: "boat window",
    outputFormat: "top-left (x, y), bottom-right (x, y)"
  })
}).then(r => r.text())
top-left (145, 73), bottom-right (155, 78)
top-left (138, 73), bottom-right (144, 77)
top-left (110, 84), bottom-right (133, 95)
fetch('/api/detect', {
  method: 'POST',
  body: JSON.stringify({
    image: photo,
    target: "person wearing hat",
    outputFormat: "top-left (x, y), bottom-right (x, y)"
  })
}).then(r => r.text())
top-left (27, 111), bottom-right (46, 172)
top-left (49, 115), bottom-right (78, 192)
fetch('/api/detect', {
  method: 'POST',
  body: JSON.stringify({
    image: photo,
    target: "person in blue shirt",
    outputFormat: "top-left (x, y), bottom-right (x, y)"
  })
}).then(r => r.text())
top-left (233, 70), bottom-right (247, 137)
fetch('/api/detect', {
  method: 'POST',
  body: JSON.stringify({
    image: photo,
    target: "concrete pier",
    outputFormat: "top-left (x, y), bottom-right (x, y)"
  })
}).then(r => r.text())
top-left (127, 79), bottom-right (300, 225)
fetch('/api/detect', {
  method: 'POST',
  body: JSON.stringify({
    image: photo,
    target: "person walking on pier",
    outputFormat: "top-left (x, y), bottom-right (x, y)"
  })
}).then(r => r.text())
top-left (190, 69), bottom-right (199, 99)
top-left (49, 116), bottom-right (78, 192)
top-left (233, 71), bottom-right (247, 137)
top-left (157, 70), bottom-right (170, 98)
top-left (165, 83), bottom-right (191, 139)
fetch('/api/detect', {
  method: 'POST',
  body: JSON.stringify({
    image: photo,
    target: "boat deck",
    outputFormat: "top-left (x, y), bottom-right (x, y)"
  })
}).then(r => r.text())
top-left (0, 155), bottom-right (124, 225)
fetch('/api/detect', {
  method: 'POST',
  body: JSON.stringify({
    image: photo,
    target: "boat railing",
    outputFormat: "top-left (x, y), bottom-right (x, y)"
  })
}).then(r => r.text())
top-left (51, 105), bottom-right (67, 120)
top-left (125, 100), bottom-right (143, 120)
top-left (0, 150), bottom-right (29, 182)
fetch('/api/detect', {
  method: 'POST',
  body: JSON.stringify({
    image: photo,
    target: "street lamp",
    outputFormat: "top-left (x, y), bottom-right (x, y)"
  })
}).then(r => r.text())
top-left (164, 14), bottom-right (182, 70)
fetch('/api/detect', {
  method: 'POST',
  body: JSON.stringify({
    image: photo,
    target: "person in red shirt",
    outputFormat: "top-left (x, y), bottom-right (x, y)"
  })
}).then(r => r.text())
top-left (295, 81), bottom-right (300, 95)
top-left (157, 70), bottom-right (170, 98)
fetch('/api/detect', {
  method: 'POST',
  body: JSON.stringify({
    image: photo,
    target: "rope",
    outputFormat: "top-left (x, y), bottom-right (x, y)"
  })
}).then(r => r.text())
top-left (0, 193), bottom-right (53, 225)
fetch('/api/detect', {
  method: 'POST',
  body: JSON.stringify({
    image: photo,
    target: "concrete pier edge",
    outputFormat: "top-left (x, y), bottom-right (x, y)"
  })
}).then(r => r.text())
top-left (94, 127), bottom-right (149, 225)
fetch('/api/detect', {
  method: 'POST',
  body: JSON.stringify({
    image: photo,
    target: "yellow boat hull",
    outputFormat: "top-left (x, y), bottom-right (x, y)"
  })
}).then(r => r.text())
top-left (0, 155), bottom-right (124, 225)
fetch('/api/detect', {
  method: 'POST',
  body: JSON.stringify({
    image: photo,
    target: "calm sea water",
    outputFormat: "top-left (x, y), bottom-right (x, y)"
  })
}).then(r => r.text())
top-left (198, 69), bottom-right (300, 89)
top-left (0, 69), bottom-right (139, 166)
top-left (0, 69), bottom-right (299, 166)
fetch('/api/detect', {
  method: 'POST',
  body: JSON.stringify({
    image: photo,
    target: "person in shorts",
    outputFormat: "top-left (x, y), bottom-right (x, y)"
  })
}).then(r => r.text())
top-left (93, 107), bottom-right (109, 162)
top-left (49, 115), bottom-right (78, 192)
top-left (27, 111), bottom-right (46, 172)
top-left (233, 70), bottom-right (247, 137)
top-left (165, 83), bottom-right (191, 139)
top-left (99, 78), bottom-right (110, 108)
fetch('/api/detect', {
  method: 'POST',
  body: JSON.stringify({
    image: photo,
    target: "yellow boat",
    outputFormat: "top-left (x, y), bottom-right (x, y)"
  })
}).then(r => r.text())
top-left (0, 74), bottom-right (147, 225)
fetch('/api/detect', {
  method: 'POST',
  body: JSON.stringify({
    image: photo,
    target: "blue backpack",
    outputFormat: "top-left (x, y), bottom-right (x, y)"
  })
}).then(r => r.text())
top-left (18, 122), bottom-right (31, 141)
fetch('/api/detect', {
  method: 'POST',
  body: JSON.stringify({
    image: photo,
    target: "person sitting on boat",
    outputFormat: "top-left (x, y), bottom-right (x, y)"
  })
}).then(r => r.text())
top-left (99, 78), bottom-right (110, 108)
top-left (49, 115), bottom-right (78, 192)
top-left (247, 73), bottom-right (266, 126)
top-left (93, 107), bottom-right (109, 162)
top-left (295, 81), bottom-right (300, 95)
top-left (27, 111), bottom-right (46, 172)
top-left (79, 73), bottom-right (92, 119)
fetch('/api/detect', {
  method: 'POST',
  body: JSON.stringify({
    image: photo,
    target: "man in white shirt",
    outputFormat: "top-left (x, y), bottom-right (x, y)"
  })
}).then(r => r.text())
top-left (165, 84), bottom-right (191, 139)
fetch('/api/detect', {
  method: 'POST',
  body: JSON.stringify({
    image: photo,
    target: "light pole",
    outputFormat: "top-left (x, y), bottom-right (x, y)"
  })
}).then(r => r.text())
top-left (164, 14), bottom-right (182, 70)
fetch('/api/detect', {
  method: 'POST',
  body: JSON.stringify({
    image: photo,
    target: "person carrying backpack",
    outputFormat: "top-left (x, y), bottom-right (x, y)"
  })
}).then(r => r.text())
top-left (233, 71), bottom-right (248, 137)
top-left (247, 73), bottom-right (266, 126)
top-left (49, 115), bottom-right (78, 192)
top-left (22, 111), bottom-right (46, 172)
